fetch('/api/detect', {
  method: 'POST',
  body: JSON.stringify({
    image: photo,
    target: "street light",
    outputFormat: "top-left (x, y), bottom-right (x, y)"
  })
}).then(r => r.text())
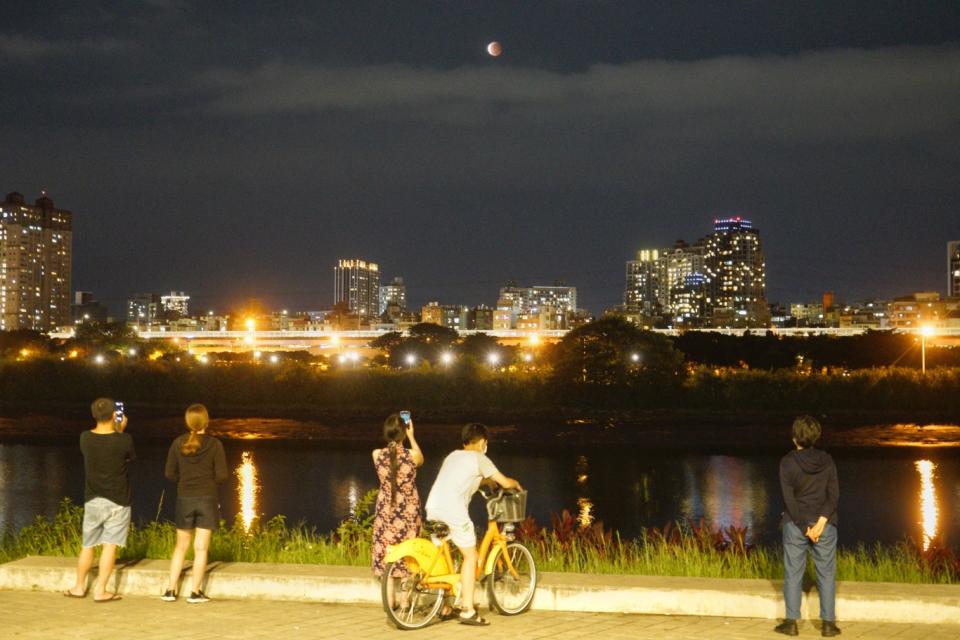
top-left (405, 353), bottom-right (417, 367)
top-left (441, 352), bottom-right (454, 365)
top-left (487, 352), bottom-right (500, 367)
top-left (630, 353), bottom-right (640, 363)
top-left (921, 325), bottom-right (935, 374)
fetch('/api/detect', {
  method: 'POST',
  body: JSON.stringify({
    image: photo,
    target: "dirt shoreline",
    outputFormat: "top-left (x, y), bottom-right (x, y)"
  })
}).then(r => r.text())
top-left (2, 405), bottom-right (959, 450)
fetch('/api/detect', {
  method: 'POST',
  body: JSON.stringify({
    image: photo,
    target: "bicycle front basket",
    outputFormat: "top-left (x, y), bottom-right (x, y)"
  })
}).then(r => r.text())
top-left (487, 490), bottom-right (528, 523)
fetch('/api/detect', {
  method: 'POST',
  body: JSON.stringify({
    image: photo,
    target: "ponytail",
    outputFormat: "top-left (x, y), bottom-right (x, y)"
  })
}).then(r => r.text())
top-left (182, 404), bottom-right (209, 456)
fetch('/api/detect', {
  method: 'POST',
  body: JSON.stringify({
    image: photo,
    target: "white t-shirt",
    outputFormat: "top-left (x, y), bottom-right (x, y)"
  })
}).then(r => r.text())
top-left (425, 450), bottom-right (499, 519)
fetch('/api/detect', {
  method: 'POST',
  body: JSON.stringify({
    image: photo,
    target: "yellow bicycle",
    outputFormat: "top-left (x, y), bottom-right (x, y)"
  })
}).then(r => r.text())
top-left (381, 489), bottom-right (537, 630)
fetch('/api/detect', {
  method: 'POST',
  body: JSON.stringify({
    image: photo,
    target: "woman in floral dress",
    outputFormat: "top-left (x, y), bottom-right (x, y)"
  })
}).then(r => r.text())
top-left (371, 412), bottom-right (423, 606)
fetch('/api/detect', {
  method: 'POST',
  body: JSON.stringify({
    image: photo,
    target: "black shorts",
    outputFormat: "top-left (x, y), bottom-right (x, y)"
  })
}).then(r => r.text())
top-left (174, 495), bottom-right (220, 530)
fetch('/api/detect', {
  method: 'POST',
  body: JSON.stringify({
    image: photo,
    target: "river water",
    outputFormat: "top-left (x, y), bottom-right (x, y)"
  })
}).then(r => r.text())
top-left (1, 435), bottom-right (957, 548)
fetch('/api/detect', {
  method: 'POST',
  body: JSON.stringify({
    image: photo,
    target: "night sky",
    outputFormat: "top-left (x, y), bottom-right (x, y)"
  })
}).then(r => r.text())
top-left (2, 1), bottom-right (959, 315)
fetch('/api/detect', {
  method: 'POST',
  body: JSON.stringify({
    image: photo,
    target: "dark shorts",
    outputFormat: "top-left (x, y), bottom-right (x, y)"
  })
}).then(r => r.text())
top-left (175, 495), bottom-right (220, 530)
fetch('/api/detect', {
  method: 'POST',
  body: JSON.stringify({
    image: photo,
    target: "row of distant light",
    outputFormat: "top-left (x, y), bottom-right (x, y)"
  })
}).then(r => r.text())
top-left (86, 350), bottom-right (640, 365)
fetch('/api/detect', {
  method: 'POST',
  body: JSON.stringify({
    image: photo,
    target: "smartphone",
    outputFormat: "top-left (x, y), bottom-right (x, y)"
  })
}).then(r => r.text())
top-left (399, 410), bottom-right (411, 424)
top-left (114, 401), bottom-right (125, 423)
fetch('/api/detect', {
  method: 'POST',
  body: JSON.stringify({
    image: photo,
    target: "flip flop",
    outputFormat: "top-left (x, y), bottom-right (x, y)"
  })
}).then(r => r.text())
top-left (439, 608), bottom-right (462, 621)
top-left (63, 591), bottom-right (86, 599)
top-left (458, 611), bottom-right (489, 626)
top-left (93, 594), bottom-right (122, 603)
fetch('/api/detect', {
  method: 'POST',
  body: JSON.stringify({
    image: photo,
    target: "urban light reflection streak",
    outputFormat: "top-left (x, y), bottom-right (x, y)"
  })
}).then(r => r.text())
top-left (914, 459), bottom-right (939, 551)
top-left (236, 451), bottom-right (259, 532)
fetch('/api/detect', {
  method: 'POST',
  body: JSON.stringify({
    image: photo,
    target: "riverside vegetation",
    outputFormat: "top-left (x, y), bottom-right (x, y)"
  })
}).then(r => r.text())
top-left (2, 495), bottom-right (957, 585)
top-left (2, 319), bottom-right (960, 418)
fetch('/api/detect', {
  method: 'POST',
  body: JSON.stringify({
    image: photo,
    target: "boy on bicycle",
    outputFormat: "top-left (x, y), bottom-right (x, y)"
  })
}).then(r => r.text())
top-left (425, 423), bottom-right (522, 626)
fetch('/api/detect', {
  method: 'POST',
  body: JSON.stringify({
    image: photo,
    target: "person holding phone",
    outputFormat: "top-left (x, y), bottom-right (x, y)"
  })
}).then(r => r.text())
top-left (371, 411), bottom-right (424, 609)
top-left (65, 398), bottom-right (135, 602)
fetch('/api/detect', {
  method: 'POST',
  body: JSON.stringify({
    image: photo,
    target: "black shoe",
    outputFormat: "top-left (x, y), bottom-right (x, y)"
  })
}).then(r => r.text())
top-left (160, 590), bottom-right (176, 602)
top-left (186, 591), bottom-right (210, 604)
top-left (821, 621), bottom-right (841, 637)
top-left (774, 619), bottom-right (799, 636)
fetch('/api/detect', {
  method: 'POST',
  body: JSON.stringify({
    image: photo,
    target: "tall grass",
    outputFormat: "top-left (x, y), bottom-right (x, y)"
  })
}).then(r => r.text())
top-left (2, 498), bottom-right (957, 584)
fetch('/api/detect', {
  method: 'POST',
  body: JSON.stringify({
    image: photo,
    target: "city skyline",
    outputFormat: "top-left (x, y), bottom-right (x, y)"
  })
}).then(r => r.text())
top-left (0, 3), bottom-right (958, 314)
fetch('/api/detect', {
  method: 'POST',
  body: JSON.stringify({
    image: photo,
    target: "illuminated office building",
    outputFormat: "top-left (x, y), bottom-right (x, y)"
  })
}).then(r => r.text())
top-left (0, 191), bottom-right (72, 331)
top-left (160, 291), bottom-right (190, 318)
top-left (334, 259), bottom-right (380, 320)
top-left (704, 217), bottom-right (768, 325)
top-left (624, 249), bottom-right (662, 315)
top-left (379, 276), bottom-right (406, 314)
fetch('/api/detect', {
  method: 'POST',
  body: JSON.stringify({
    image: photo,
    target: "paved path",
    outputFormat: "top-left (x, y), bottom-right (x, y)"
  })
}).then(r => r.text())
top-left (2, 591), bottom-right (959, 639)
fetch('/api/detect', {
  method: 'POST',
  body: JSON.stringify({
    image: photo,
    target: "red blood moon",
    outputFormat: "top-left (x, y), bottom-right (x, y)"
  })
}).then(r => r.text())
top-left (486, 41), bottom-right (502, 57)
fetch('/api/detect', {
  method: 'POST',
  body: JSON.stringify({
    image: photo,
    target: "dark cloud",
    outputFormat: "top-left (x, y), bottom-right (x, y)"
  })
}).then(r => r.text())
top-left (0, 3), bottom-right (958, 313)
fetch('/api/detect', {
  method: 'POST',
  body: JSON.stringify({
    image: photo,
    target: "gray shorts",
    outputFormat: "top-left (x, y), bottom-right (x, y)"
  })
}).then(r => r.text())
top-left (82, 497), bottom-right (131, 548)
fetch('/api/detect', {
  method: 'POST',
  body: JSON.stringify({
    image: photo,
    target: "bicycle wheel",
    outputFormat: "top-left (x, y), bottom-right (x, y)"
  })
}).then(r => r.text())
top-left (381, 561), bottom-right (445, 630)
top-left (486, 542), bottom-right (537, 615)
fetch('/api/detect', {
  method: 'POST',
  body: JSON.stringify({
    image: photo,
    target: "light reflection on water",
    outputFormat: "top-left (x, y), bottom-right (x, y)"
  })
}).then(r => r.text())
top-left (236, 451), bottom-right (260, 531)
top-left (680, 456), bottom-right (768, 541)
top-left (574, 455), bottom-right (595, 527)
top-left (915, 459), bottom-right (939, 551)
top-left (2, 439), bottom-right (959, 547)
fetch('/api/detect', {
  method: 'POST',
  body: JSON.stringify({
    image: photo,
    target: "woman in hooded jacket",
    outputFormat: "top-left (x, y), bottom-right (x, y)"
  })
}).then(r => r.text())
top-left (162, 404), bottom-right (228, 604)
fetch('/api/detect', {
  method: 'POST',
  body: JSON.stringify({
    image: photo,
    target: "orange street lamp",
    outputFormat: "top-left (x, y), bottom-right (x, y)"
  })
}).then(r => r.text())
top-left (920, 325), bottom-right (935, 374)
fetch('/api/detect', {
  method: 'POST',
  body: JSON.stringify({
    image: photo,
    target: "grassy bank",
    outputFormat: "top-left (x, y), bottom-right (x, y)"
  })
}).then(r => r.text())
top-left (3, 497), bottom-right (956, 584)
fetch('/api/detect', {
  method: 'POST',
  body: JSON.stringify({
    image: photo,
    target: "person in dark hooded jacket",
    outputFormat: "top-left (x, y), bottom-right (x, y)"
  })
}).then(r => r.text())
top-left (775, 415), bottom-right (840, 638)
top-left (161, 404), bottom-right (228, 604)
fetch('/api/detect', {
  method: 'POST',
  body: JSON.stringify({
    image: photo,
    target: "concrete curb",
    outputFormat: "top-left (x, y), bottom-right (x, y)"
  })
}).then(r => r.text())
top-left (2, 556), bottom-right (959, 624)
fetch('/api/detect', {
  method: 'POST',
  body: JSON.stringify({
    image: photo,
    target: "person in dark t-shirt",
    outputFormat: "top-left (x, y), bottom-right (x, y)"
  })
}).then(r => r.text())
top-left (65, 397), bottom-right (135, 602)
top-left (161, 404), bottom-right (227, 603)
top-left (775, 416), bottom-right (841, 638)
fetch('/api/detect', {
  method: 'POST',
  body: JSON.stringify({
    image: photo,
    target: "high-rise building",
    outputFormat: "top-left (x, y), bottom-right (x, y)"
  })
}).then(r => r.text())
top-left (624, 249), bottom-right (663, 315)
top-left (379, 276), bottom-right (406, 315)
top-left (421, 301), bottom-right (467, 331)
top-left (334, 259), bottom-right (380, 320)
top-left (494, 283), bottom-right (578, 329)
top-left (949, 241), bottom-right (960, 298)
top-left (0, 191), bottom-right (72, 331)
top-left (704, 217), bottom-right (768, 325)
top-left (127, 293), bottom-right (161, 326)
top-left (160, 291), bottom-right (190, 318)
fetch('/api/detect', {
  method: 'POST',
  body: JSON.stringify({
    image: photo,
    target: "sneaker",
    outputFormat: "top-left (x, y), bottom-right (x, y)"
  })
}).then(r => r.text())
top-left (774, 619), bottom-right (799, 636)
top-left (821, 621), bottom-right (841, 637)
top-left (186, 591), bottom-right (210, 604)
top-left (160, 590), bottom-right (176, 602)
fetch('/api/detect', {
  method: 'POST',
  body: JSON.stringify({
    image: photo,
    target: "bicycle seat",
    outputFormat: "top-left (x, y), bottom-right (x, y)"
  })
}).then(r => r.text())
top-left (422, 520), bottom-right (450, 538)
